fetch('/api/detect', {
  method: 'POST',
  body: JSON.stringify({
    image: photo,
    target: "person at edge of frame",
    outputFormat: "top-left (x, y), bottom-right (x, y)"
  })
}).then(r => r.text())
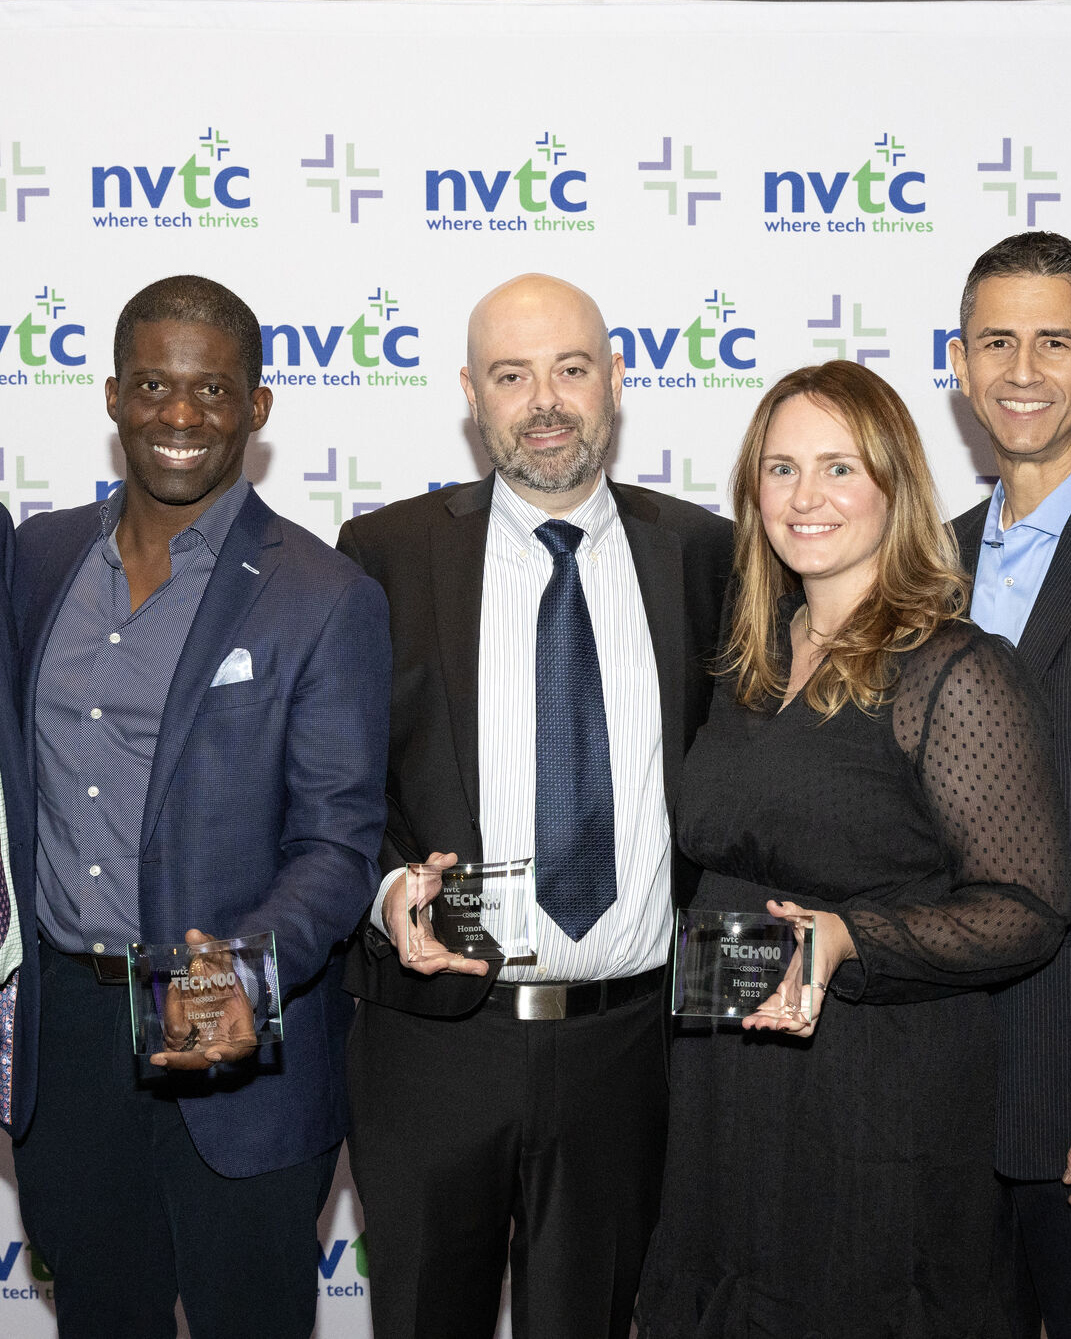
top-left (949, 230), bottom-right (1071, 1339)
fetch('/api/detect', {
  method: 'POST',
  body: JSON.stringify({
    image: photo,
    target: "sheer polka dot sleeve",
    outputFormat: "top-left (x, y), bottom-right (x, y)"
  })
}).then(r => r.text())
top-left (839, 624), bottom-right (1070, 1000)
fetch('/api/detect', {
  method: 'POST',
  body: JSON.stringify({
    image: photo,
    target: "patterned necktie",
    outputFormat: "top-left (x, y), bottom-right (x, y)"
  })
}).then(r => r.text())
top-left (533, 520), bottom-right (617, 941)
top-left (0, 971), bottom-right (15, 1127)
top-left (0, 857), bottom-right (14, 1125)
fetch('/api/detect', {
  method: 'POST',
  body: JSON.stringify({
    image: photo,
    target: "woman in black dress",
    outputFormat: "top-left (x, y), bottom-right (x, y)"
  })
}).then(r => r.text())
top-left (637, 361), bottom-right (1070, 1339)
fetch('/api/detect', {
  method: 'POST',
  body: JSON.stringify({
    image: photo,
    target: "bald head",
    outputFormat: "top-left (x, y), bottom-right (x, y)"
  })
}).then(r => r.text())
top-left (460, 274), bottom-right (623, 515)
top-left (466, 274), bottom-right (612, 371)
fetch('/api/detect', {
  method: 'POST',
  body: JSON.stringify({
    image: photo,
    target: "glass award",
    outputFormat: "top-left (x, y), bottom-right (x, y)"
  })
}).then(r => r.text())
top-left (672, 909), bottom-right (816, 1022)
top-left (405, 858), bottom-right (536, 963)
top-left (127, 931), bottom-right (282, 1055)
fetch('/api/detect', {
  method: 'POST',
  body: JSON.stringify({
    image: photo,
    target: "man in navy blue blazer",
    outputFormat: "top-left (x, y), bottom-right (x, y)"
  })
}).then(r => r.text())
top-left (0, 502), bottom-right (38, 1143)
top-left (949, 232), bottom-right (1071, 1338)
top-left (10, 276), bottom-right (390, 1339)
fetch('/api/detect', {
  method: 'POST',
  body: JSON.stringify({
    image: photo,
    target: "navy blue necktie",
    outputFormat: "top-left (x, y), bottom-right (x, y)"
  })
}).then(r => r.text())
top-left (533, 519), bottom-right (617, 941)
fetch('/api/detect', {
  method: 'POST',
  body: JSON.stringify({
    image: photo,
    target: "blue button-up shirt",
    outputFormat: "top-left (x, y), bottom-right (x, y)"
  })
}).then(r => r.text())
top-left (35, 477), bottom-right (250, 954)
top-left (970, 473), bottom-right (1071, 646)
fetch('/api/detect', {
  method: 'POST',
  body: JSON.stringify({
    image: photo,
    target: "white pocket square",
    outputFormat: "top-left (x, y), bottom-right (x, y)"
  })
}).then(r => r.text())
top-left (210, 648), bottom-right (253, 687)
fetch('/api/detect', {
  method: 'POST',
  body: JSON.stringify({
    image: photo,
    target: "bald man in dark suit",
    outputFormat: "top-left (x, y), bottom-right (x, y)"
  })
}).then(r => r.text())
top-left (338, 274), bottom-right (733, 1339)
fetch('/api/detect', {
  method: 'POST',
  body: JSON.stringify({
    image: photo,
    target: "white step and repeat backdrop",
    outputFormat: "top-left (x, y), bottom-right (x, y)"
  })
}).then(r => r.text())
top-left (1, 0), bottom-right (1069, 1332)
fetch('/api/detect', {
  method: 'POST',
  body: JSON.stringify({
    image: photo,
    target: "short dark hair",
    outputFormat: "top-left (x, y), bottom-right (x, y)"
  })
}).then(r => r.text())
top-left (960, 231), bottom-right (1071, 337)
top-left (113, 275), bottom-right (263, 391)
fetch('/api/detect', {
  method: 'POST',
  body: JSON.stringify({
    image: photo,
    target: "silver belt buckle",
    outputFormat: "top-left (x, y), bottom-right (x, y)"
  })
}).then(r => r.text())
top-left (513, 983), bottom-right (568, 1021)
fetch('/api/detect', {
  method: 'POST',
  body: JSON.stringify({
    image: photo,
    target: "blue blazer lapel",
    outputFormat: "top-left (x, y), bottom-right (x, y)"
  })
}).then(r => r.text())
top-left (140, 489), bottom-right (281, 852)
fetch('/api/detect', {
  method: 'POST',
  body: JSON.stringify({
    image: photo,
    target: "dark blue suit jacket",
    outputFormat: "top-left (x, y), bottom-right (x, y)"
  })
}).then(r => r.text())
top-left (0, 504), bottom-right (38, 1141)
top-left (12, 487), bottom-right (391, 1175)
top-left (955, 499), bottom-right (1071, 1180)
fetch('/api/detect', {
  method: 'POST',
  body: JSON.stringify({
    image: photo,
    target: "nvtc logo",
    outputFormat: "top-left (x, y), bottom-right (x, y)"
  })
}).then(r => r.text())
top-left (764, 133), bottom-right (929, 235)
top-left (0, 286), bottom-right (65, 520)
top-left (260, 286), bottom-right (422, 387)
top-left (262, 288), bottom-right (424, 526)
top-left (609, 288), bottom-right (762, 514)
top-left (91, 128), bottom-right (256, 231)
top-left (0, 285), bottom-right (89, 386)
top-left (609, 288), bottom-right (758, 389)
top-left (425, 131), bottom-right (592, 233)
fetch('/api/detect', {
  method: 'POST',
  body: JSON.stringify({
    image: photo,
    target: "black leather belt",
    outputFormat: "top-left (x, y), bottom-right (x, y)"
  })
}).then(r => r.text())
top-left (483, 965), bottom-right (663, 1021)
top-left (61, 951), bottom-right (129, 985)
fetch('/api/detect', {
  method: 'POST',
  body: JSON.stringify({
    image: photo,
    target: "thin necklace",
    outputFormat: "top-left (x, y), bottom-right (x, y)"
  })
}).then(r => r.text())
top-left (803, 605), bottom-right (832, 644)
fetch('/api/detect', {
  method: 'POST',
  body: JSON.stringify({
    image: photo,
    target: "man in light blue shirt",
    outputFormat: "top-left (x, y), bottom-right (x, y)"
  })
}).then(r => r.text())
top-left (970, 470), bottom-right (1071, 646)
top-left (951, 231), bottom-right (1071, 1339)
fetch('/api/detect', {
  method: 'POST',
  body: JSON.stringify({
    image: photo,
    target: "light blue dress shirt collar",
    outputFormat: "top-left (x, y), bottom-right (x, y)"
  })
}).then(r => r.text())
top-left (971, 472), bottom-right (1071, 645)
top-left (981, 472), bottom-right (1071, 547)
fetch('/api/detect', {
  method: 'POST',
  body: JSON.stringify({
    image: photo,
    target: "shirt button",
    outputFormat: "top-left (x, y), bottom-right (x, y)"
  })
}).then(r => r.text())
top-left (87, 786), bottom-right (99, 798)
top-left (89, 864), bottom-right (101, 877)
top-left (90, 708), bottom-right (102, 720)
top-left (109, 632), bottom-right (121, 644)
top-left (92, 942), bottom-right (106, 955)
top-left (1004, 577), bottom-right (1014, 587)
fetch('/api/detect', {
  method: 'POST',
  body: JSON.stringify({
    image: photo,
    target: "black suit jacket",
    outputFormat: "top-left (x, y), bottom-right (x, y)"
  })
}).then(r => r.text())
top-left (955, 499), bottom-right (1071, 1180)
top-left (0, 505), bottom-right (37, 1141)
top-left (338, 475), bottom-right (734, 1018)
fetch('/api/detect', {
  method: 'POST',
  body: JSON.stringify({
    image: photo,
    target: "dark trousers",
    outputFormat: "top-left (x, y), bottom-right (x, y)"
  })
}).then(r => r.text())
top-left (1001, 1175), bottom-right (1071, 1339)
top-left (347, 986), bottom-right (669, 1339)
top-left (13, 944), bottom-right (338, 1339)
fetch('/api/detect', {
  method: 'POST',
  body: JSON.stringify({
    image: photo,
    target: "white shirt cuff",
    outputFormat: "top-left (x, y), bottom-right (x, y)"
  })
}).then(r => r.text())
top-left (371, 867), bottom-right (406, 938)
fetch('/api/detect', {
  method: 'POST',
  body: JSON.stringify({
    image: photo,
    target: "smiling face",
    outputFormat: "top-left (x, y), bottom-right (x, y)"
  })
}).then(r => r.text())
top-left (105, 318), bottom-right (272, 518)
top-left (759, 394), bottom-right (889, 603)
top-left (460, 275), bottom-right (623, 512)
top-left (950, 273), bottom-right (1071, 474)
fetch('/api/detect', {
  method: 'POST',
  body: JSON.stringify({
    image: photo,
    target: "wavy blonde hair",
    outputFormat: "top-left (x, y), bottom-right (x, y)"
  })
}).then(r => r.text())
top-left (726, 361), bottom-right (970, 718)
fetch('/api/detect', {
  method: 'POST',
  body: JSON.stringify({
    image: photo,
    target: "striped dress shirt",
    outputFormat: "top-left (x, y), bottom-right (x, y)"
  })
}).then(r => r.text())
top-left (374, 471), bottom-right (670, 982)
top-left (480, 472), bottom-right (669, 982)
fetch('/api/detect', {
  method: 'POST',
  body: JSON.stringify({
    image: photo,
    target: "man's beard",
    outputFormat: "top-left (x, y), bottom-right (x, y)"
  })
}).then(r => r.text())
top-left (477, 401), bottom-right (615, 494)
